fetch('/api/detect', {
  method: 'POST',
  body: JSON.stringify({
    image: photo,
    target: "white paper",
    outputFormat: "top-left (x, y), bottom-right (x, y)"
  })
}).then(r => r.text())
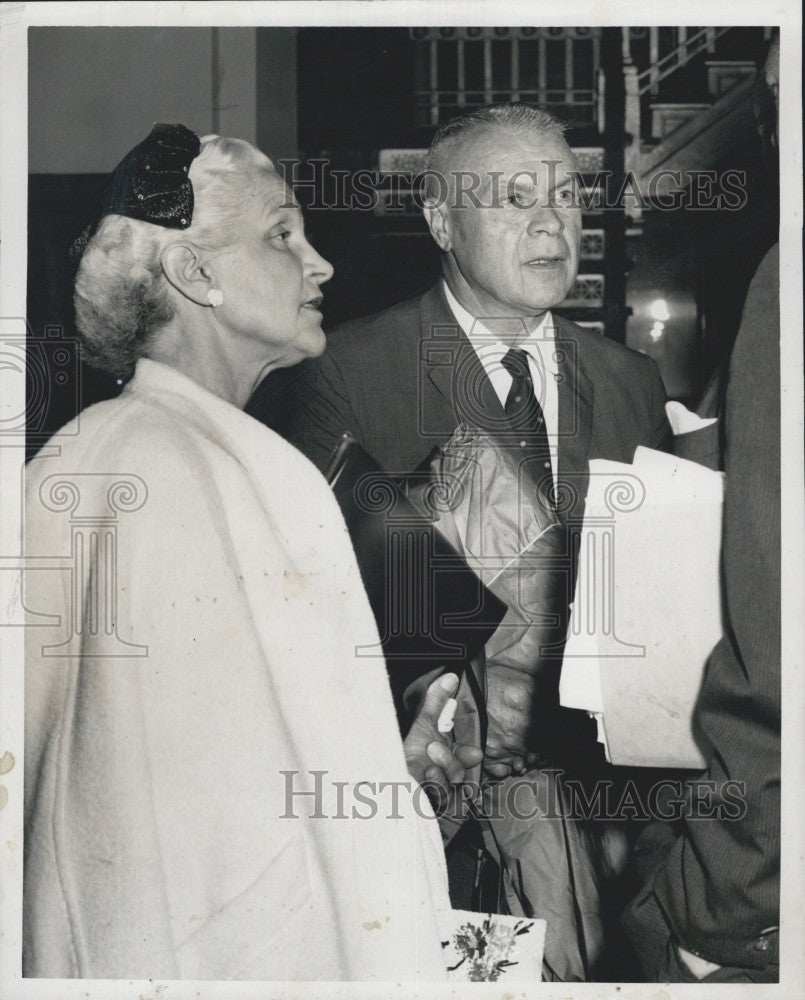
top-left (561, 448), bottom-right (724, 768)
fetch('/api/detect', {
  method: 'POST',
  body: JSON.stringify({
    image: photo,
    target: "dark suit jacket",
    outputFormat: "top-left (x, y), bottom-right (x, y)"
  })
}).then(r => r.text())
top-left (249, 283), bottom-right (671, 512)
top-left (249, 283), bottom-right (671, 767)
top-left (623, 245), bottom-right (780, 980)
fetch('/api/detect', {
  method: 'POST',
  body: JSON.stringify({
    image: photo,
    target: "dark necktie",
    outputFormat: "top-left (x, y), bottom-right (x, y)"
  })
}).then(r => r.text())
top-left (501, 347), bottom-right (554, 506)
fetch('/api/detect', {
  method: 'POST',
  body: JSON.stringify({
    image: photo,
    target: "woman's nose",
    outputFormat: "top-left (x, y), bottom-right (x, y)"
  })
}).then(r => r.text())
top-left (306, 242), bottom-right (334, 284)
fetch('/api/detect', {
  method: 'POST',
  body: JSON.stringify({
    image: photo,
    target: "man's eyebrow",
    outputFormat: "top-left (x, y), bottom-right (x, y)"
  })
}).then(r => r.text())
top-left (486, 170), bottom-right (539, 194)
top-left (547, 175), bottom-right (575, 195)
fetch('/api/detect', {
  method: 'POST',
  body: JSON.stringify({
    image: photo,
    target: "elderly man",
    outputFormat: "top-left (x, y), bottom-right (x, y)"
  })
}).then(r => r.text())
top-left (250, 103), bottom-right (671, 781)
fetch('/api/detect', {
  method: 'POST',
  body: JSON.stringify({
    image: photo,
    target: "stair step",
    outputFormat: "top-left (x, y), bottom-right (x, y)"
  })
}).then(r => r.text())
top-left (705, 60), bottom-right (757, 99)
top-left (639, 75), bottom-right (756, 184)
top-left (570, 147), bottom-right (605, 173)
top-left (580, 228), bottom-right (605, 261)
top-left (650, 103), bottom-right (711, 140)
top-left (561, 273), bottom-right (605, 309)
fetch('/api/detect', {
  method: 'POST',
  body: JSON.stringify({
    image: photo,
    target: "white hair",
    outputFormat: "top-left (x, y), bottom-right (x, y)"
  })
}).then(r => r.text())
top-left (74, 134), bottom-right (275, 378)
top-left (422, 102), bottom-right (568, 203)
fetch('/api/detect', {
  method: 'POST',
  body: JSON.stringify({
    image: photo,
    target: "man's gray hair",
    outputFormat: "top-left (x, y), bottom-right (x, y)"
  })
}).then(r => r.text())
top-left (424, 102), bottom-right (567, 174)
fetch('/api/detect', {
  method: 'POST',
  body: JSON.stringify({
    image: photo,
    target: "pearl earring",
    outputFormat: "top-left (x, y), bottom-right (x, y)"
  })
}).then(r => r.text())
top-left (207, 289), bottom-right (224, 308)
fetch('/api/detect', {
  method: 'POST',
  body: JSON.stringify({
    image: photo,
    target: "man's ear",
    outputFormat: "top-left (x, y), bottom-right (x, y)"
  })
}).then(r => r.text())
top-left (422, 200), bottom-right (452, 253)
top-left (161, 243), bottom-right (215, 307)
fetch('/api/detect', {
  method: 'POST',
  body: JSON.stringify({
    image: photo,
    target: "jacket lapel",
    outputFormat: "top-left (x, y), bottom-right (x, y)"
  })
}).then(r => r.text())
top-left (555, 317), bottom-right (594, 478)
top-left (418, 283), bottom-right (507, 438)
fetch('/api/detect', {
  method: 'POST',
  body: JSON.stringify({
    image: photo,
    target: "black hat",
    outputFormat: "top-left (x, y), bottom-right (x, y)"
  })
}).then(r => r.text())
top-left (71, 123), bottom-right (201, 258)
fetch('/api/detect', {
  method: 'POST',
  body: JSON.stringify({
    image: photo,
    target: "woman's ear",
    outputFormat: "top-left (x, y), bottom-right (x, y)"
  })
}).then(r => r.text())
top-left (160, 243), bottom-right (215, 307)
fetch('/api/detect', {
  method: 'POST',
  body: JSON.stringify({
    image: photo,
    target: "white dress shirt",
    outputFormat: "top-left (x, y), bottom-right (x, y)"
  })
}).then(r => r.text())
top-left (442, 280), bottom-right (560, 489)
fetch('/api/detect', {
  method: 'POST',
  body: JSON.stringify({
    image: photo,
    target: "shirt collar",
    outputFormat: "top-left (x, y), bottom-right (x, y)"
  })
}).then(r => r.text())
top-left (441, 280), bottom-right (557, 372)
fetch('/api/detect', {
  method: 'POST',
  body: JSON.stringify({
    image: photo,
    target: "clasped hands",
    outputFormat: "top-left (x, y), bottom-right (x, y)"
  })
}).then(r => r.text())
top-left (482, 663), bottom-right (544, 780)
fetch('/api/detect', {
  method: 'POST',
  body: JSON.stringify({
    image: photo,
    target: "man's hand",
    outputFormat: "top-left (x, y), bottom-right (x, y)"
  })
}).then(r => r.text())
top-left (403, 672), bottom-right (484, 811)
top-left (483, 665), bottom-right (540, 779)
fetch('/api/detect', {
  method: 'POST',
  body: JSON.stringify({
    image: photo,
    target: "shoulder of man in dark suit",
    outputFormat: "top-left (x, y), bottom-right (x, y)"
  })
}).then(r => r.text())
top-left (246, 290), bottom-right (429, 474)
top-left (326, 289), bottom-right (425, 365)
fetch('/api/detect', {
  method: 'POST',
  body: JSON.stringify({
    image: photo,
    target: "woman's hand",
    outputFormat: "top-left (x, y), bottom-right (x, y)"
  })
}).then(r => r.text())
top-left (403, 672), bottom-right (484, 812)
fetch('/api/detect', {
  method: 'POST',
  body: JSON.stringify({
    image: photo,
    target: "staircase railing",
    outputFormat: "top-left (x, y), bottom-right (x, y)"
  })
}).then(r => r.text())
top-left (622, 26), bottom-right (736, 226)
top-left (410, 27), bottom-right (604, 129)
top-left (623, 27), bottom-right (740, 178)
top-left (636, 26), bottom-right (734, 95)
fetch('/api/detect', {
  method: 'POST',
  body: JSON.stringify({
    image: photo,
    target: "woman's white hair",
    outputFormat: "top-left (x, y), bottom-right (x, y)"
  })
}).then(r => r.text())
top-left (74, 134), bottom-right (274, 378)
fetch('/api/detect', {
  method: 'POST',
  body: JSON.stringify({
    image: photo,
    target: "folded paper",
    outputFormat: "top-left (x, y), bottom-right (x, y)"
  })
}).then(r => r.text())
top-left (561, 446), bottom-right (724, 768)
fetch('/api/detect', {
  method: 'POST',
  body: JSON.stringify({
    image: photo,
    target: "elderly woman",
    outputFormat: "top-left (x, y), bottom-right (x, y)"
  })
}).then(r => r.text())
top-left (23, 125), bottom-right (477, 980)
